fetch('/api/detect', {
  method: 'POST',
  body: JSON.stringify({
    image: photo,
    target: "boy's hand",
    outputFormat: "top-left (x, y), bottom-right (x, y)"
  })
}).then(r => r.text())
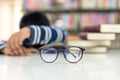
top-left (7, 27), bottom-right (31, 56)
top-left (1, 47), bottom-right (12, 55)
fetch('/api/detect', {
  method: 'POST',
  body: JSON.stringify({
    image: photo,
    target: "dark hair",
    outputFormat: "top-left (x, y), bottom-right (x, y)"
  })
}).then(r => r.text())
top-left (20, 11), bottom-right (50, 48)
top-left (19, 11), bottom-right (50, 29)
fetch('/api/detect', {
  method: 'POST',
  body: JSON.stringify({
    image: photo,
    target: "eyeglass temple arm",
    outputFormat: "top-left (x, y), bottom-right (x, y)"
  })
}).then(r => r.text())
top-left (69, 51), bottom-right (77, 58)
top-left (68, 48), bottom-right (85, 58)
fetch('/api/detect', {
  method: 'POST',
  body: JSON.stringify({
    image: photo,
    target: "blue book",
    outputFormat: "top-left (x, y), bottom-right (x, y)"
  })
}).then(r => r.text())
top-left (109, 0), bottom-right (117, 9)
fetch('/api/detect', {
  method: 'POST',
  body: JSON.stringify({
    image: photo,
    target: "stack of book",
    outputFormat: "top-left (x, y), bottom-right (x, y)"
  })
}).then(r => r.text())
top-left (68, 24), bottom-right (120, 53)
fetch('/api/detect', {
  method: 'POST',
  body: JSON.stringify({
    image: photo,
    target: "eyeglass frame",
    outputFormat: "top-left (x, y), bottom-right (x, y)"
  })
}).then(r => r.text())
top-left (38, 44), bottom-right (85, 63)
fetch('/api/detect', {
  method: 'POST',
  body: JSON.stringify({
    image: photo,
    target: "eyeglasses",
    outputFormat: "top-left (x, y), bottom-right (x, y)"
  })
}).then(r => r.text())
top-left (38, 43), bottom-right (85, 63)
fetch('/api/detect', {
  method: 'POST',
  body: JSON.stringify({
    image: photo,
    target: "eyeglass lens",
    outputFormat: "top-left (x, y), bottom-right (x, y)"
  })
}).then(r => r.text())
top-left (40, 48), bottom-right (58, 62)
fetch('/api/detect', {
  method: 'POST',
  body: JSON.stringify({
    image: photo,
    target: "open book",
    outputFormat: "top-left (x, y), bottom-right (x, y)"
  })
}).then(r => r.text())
top-left (28, 42), bottom-right (65, 53)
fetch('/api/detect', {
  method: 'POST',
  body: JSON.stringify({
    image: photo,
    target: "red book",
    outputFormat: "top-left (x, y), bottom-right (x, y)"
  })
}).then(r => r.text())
top-left (82, 25), bottom-right (101, 32)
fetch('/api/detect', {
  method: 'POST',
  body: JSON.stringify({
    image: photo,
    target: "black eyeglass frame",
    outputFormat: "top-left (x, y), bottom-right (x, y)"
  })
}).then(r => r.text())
top-left (38, 45), bottom-right (85, 63)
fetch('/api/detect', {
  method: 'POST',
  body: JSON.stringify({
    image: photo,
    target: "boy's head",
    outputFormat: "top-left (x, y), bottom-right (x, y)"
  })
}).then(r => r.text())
top-left (19, 11), bottom-right (50, 29)
top-left (20, 11), bottom-right (50, 48)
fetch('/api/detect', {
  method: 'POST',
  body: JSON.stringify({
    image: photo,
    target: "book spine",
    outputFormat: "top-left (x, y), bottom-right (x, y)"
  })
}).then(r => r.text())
top-left (78, 32), bottom-right (87, 40)
top-left (83, 25), bottom-right (101, 32)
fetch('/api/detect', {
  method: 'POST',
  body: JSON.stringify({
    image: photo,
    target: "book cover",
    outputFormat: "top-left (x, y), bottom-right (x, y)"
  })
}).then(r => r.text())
top-left (82, 25), bottom-right (101, 32)
top-left (63, 0), bottom-right (79, 9)
top-left (100, 24), bottom-right (120, 33)
top-left (88, 0), bottom-right (96, 9)
top-left (118, 0), bottom-right (120, 8)
top-left (97, 0), bottom-right (104, 9)
top-left (79, 32), bottom-right (116, 40)
top-left (82, 24), bottom-right (120, 33)
top-left (68, 40), bottom-right (111, 47)
top-left (85, 47), bottom-right (107, 53)
top-left (109, 0), bottom-right (117, 9)
top-left (61, 13), bottom-right (79, 30)
top-left (24, 0), bottom-right (51, 10)
top-left (104, 0), bottom-right (109, 9)
top-left (80, 0), bottom-right (89, 9)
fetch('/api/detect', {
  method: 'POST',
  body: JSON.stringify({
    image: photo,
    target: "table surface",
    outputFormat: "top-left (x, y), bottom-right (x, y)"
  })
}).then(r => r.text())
top-left (0, 50), bottom-right (120, 80)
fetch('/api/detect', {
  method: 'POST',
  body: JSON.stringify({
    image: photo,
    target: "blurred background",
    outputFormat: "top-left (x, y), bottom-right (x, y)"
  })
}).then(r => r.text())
top-left (0, 0), bottom-right (120, 53)
top-left (0, 0), bottom-right (23, 40)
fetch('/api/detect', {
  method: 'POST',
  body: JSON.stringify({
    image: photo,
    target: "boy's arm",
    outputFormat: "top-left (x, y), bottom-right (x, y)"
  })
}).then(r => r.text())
top-left (23, 25), bottom-right (67, 47)
top-left (0, 41), bottom-right (6, 54)
top-left (7, 25), bottom-right (67, 56)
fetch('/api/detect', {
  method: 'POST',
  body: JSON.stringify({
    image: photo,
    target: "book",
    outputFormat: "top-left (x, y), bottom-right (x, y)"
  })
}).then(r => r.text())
top-left (28, 42), bottom-right (107, 53)
top-left (68, 40), bottom-right (111, 47)
top-left (80, 0), bottom-right (89, 9)
top-left (97, 0), bottom-right (104, 9)
top-left (60, 13), bottom-right (79, 30)
top-left (80, 0), bottom-right (117, 9)
top-left (24, 0), bottom-right (51, 10)
top-left (118, 0), bottom-right (120, 8)
top-left (79, 32), bottom-right (116, 40)
top-left (82, 25), bottom-right (101, 32)
top-left (28, 42), bottom-right (64, 53)
top-left (83, 24), bottom-right (120, 33)
top-left (109, 0), bottom-right (117, 9)
top-left (85, 47), bottom-right (107, 53)
top-left (63, 0), bottom-right (79, 9)
top-left (67, 35), bottom-right (80, 41)
top-left (80, 0), bottom-right (96, 9)
top-left (100, 24), bottom-right (120, 33)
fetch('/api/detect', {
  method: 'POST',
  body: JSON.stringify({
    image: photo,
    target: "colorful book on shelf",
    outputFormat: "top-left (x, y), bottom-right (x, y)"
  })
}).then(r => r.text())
top-left (109, 0), bottom-right (117, 9)
top-left (80, 0), bottom-right (89, 9)
top-left (83, 24), bottom-right (120, 33)
top-left (68, 40), bottom-right (111, 47)
top-left (80, 0), bottom-right (117, 9)
top-left (85, 47), bottom-right (107, 53)
top-left (78, 32), bottom-right (116, 40)
top-left (24, 0), bottom-right (51, 10)
top-left (104, 0), bottom-right (109, 9)
top-left (118, 0), bottom-right (120, 8)
top-left (79, 13), bottom-right (117, 30)
top-left (104, 0), bottom-right (117, 9)
top-left (97, 0), bottom-right (104, 9)
top-left (63, 0), bottom-right (79, 9)
top-left (80, 0), bottom-right (96, 9)
top-left (61, 13), bottom-right (79, 30)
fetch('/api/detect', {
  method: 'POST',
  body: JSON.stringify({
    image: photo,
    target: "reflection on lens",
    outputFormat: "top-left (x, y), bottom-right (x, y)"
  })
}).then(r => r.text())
top-left (40, 48), bottom-right (58, 62)
top-left (64, 47), bottom-right (82, 63)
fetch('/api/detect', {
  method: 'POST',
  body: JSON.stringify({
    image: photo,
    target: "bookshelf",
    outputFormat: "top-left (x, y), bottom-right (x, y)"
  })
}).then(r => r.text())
top-left (23, 0), bottom-right (120, 33)
top-left (25, 9), bottom-right (120, 13)
top-left (23, 0), bottom-right (120, 12)
top-left (23, 0), bottom-right (120, 51)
